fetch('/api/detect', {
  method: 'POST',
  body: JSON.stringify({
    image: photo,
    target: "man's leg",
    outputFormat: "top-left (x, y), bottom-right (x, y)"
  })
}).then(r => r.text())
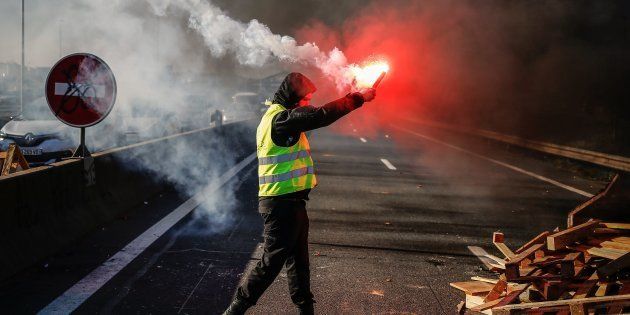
top-left (225, 202), bottom-right (300, 313)
top-left (285, 207), bottom-right (314, 313)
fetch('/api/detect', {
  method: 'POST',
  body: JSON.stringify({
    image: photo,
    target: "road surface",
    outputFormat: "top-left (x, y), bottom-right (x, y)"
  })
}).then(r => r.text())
top-left (0, 118), bottom-right (607, 314)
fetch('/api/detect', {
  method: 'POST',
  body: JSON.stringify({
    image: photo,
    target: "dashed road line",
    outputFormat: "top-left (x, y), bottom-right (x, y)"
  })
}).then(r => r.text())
top-left (380, 158), bottom-right (397, 170)
top-left (392, 125), bottom-right (593, 198)
top-left (38, 152), bottom-right (257, 315)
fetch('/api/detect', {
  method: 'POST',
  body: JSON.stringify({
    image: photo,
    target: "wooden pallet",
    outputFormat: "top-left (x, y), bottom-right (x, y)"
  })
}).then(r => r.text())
top-left (452, 221), bottom-right (630, 314)
top-left (0, 143), bottom-right (29, 176)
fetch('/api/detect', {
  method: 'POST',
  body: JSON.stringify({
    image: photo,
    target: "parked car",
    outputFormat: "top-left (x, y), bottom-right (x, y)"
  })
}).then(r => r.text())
top-left (0, 98), bottom-right (75, 165)
top-left (0, 97), bottom-right (118, 165)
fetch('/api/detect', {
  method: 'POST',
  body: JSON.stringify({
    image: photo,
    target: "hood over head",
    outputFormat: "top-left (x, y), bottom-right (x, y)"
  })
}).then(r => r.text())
top-left (272, 73), bottom-right (317, 109)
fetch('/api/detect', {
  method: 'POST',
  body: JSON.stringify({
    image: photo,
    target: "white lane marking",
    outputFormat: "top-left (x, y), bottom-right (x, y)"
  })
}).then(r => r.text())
top-left (393, 126), bottom-right (594, 198)
top-left (380, 158), bottom-right (397, 170)
top-left (467, 246), bottom-right (497, 270)
top-left (360, 137), bottom-right (367, 143)
top-left (38, 152), bottom-right (257, 315)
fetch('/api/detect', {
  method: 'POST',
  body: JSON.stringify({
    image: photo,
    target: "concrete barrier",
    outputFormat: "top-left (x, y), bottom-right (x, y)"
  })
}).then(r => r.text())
top-left (0, 120), bottom-right (256, 281)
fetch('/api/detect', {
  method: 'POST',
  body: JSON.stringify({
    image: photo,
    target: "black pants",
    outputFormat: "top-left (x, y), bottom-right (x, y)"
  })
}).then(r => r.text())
top-left (236, 199), bottom-right (314, 307)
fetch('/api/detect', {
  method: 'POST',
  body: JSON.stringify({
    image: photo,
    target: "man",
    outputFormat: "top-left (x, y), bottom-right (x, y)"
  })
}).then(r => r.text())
top-left (224, 73), bottom-right (376, 315)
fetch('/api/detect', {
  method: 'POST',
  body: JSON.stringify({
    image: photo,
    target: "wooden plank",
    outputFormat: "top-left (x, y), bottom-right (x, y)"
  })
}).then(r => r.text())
top-left (547, 220), bottom-right (600, 251)
top-left (611, 237), bottom-right (630, 245)
top-left (492, 293), bottom-right (630, 312)
top-left (1, 143), bottom-right (16, 176)
top-left (593, 227), bottom-right (625, 235)
top-left (470, 276), bottom-right (499, 285)
top-left (597, 251), bottom-right (630, 278)
top-left (465, 293), bottom-right (485, 308)
top-left (13, 145), bottom-right (29, 171)
top-left (567, 175), bottom-right (616, 228)
top-left (450, 281), bottom-right (496, 296)
top-left (569, 303), bottom-right (587, 315)
top-left (587, 247), bottom-right (626, 260)
top-left (493, 232), bottom-right (515, 260)
top-left (457, 300), bottom-right (466, 315)
top-left (493, 284), bottom-right (530, 308)
top-left (505, 243), bottom-right (544, 280)
top-left (494, 244), bottom-right (515, 260)
top-left (561, 252), bottom-right (583, 278)
top-left (469, 276), bottom-right (521, 291)
top-left (484, 254), bottom-right (506, 269)
top-left (599, 241), bottom-right (630, 251)
top-left (572, 273), bottom-right (598, 300)
top-left (493, 232), bottom-right (505, 243)
top-left (601, 222), bottom-right (630, 230)
top-left (594, 282), bottom-right (611, 297)
top-left (468, 298), bottom-right (501, 312)
top-left (515, 231), bottom-right (549, 254)
top-left (540, 280), bottom-right (564, 301)
top-left (483, 277), bottom-right (507, 302)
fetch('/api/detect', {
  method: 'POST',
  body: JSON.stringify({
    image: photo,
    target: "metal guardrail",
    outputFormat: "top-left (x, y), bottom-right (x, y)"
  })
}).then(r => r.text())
top-left (0, 118), bottom-right (255, 180)
top-left (414, 119), bottom-right (630, 172)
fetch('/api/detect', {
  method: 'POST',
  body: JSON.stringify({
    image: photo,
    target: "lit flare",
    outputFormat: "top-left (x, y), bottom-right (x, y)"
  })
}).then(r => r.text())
top-left (351, 61), bottom-right (390, 89)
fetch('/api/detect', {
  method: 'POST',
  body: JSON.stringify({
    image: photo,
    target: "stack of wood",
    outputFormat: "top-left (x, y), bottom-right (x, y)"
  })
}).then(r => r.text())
top-left (451, 221), bottom-right (630, 314)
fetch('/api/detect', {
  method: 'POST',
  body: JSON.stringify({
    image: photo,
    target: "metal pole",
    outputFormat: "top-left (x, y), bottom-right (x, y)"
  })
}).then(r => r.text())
top-left (59, 19), bottom-right (62, 58)
top-left (81, 127), bottom-right (85, 157)
top-left (156, 16), bottom-right (160, 63)
top-left (20, 0), bottom-right (24, 114)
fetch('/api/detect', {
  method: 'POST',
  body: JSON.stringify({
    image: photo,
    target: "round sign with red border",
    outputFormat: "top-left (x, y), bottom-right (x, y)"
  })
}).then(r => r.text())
top-left (45, 53), bottom-right (116, 127)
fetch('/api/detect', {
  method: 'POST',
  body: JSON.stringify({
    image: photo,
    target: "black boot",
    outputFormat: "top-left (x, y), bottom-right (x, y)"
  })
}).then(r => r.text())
top-left (297, 303), bottom-right (314, 315)
top-left (222, 297), bottom-right (252, 315)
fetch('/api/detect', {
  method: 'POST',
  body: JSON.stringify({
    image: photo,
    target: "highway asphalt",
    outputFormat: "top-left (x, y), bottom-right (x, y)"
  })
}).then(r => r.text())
top-left (0, 118), bottom-right (608, 314)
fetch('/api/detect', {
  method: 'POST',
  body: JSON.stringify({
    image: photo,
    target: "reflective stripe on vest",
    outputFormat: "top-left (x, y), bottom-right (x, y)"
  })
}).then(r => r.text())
top-left (258, 166), bottom-right (315, 185)
top-left (258, 150), bottom-right (311, 165)
top-left (256, 103), bottom-right (317, 196)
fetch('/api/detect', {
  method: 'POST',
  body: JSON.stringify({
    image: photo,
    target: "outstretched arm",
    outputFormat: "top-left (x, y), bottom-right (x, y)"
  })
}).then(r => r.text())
top-left (273, 92), bottom-right (365, 136)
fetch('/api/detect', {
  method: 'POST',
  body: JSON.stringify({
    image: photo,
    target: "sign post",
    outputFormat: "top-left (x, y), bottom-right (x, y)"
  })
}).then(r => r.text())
top-left (45, 53), bottom-right (116, 186)
top-left (45, 53), bottom-right (117, 158)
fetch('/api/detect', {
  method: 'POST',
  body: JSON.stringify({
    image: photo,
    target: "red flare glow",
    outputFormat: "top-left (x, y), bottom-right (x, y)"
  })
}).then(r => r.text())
top-left (351, 61), bottom-right (390, 89)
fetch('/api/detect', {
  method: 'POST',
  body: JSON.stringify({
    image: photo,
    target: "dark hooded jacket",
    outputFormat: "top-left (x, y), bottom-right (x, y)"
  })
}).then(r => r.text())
top-left (269, 72), bottom-right (365, 147)
top-left (259, 72), bottom-right (366, 206)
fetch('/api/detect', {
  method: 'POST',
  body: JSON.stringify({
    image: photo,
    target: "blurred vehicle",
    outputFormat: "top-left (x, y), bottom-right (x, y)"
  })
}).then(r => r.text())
top-left (223, 92), bottom-right (264, 122)
top-left (0, 97), bottom-right (118, 165)
top-left (115, 100), bottom-right (183, 144)
top-left (0, 97), bottom-right (75, 165)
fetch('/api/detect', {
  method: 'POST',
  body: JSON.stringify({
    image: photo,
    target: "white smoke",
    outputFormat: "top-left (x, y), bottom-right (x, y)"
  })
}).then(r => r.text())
top-left (0, 0), bottom-right (254, 234)
top-left (147, 0), bottom-right (357, 90)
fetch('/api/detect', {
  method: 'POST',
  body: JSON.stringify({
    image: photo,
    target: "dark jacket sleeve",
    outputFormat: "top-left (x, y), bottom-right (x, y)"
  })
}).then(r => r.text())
top-left (270, 92), bottom-right (365, 147)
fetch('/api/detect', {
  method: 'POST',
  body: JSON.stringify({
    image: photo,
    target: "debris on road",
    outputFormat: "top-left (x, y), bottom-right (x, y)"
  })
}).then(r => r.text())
top-left (369, 290), bottom-right (384, 297)
top-left (0, 143), bottom-right (30, 176)
top-left (452, 175), bottom-right (630, 314)
top-left (452, 223), bottom-right (629, 314)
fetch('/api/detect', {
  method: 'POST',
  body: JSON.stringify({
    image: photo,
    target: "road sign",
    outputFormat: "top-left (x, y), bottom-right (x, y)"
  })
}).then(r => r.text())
top-left (45, 53), bottom-right (116, 128)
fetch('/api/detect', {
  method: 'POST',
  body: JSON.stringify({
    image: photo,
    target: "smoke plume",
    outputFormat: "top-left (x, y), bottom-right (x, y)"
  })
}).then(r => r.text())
top-left (147, 0), bottom-right (367, 91)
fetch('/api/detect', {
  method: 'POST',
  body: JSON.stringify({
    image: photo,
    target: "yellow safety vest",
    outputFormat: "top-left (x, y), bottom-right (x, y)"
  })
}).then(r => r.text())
top-left (257, 103), bottom-right (317, 196)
